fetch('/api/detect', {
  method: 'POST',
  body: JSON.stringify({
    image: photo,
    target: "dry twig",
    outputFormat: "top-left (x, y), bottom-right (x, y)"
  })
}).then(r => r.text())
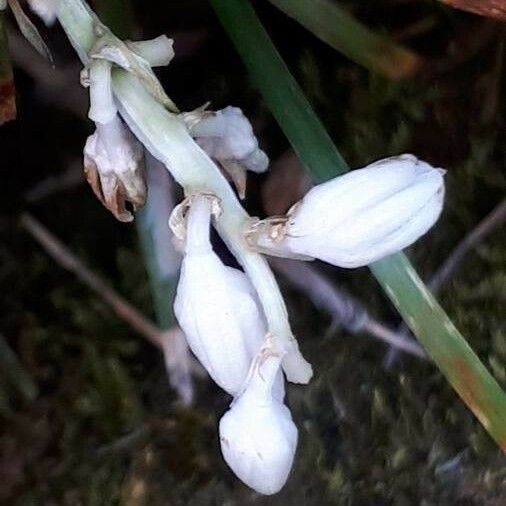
top-left (385, 199), bottom-right (506, 366)
top-left (269, 257), bottom-right (426, 359)
top-left (21, 213), bottom-right (163, 346)
top-left (428, 199), bottom-right (506, 293)
top-left (20, 213), bottom-right (201, 403)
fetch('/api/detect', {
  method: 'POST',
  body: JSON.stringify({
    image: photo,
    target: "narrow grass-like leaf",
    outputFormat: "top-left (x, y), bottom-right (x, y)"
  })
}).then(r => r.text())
top-left (209, 0), bottom-right (506, 450)
top-left (8, 0), bottom-right (53, 65)
top-left (267, 0), bottom-right (422, 79)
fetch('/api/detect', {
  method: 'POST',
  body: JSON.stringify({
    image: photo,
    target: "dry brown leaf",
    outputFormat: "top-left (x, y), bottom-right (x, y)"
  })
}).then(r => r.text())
top-left (442, 0), bottom-right (506, 21)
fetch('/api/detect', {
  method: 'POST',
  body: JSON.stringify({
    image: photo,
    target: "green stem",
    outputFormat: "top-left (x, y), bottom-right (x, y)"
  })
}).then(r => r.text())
top-left (267, 0), bottom-right (422, 79)
top-left (208, 0), bottom-right (506, 450)
top-left (55, 0), bottom-right (312, 383)
top-left (135, 215), bottom-right (178, 330)
top-left (135, 155), bottom-right (180, 330)
top-left (213, 1), bottom-right (349, 182)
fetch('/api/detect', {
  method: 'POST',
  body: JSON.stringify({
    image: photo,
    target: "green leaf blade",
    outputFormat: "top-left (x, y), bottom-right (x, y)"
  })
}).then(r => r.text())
top-left (267, 0), bottom-right (422, 79)
top-left (209, 0), bottom-right (506, 450)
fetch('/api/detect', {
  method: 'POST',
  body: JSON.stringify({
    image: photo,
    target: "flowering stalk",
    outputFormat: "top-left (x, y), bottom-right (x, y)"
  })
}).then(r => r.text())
top-left (172, 193), bottom-right (285, 398)
top-left (55, 0), bottom-right (312, 384)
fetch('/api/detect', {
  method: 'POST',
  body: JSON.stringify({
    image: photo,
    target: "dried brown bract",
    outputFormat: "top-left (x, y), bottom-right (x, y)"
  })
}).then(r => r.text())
top-left (83, 116), bottom-right (146, 222)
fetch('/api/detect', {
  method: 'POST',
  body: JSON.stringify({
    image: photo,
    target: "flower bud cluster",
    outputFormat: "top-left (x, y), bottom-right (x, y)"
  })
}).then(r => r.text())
top-left (74, 25), bottom-right (447, 497)
top-left (172, 193), bottom-right (294, 494)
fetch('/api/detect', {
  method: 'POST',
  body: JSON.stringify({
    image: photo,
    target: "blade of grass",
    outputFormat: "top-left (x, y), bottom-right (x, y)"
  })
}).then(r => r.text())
top-left (209, 0), bottom-right (506, 450)
top-left (0, 9), bottom-right (16, 123)
top-left (266, 0), bottom-right (422, 79)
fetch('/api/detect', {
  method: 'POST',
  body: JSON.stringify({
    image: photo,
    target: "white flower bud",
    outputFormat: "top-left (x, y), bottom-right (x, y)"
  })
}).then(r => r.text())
top-left (219, 340), bottom-right (297, 495)
top-left (173, 195), bottom-right (279, 396)
top-left (83, 115), bottom-right (146, 222)
top-left (247, 154), bottom-right (445, 268)
top-left (181, 106), bottom-right (269, 198)
top-left (126, 35), bottom-right (175, 67)
top-left (188, 106), bottom-right (268, 172)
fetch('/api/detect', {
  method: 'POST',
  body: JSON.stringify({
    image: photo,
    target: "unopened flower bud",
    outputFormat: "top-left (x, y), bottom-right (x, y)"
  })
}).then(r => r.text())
top-left (126, 35), bottom-right (174, 67)
top-left (83, 115), bottom-right (146, 222)
top-left (173, 194), bottom-right (276, 396)
top-left (182, 106), bottom-right (269, 198)
top-left (219, 339), bottom-right (297, 495)
top-left (247, 154), bottom-right (445, 268)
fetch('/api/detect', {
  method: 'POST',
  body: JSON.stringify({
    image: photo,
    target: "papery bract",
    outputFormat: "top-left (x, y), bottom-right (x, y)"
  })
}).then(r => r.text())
top-left (83, 115), bottom-right (145, 222)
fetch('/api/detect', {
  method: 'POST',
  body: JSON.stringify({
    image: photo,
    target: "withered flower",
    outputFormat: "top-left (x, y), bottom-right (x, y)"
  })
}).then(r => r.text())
top-left (83, 115), bottom-right (145, 222)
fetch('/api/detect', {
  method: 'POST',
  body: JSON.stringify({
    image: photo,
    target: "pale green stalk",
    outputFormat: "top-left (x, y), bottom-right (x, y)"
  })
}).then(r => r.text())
top-left (55, 0), bottom-right (312, 383)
